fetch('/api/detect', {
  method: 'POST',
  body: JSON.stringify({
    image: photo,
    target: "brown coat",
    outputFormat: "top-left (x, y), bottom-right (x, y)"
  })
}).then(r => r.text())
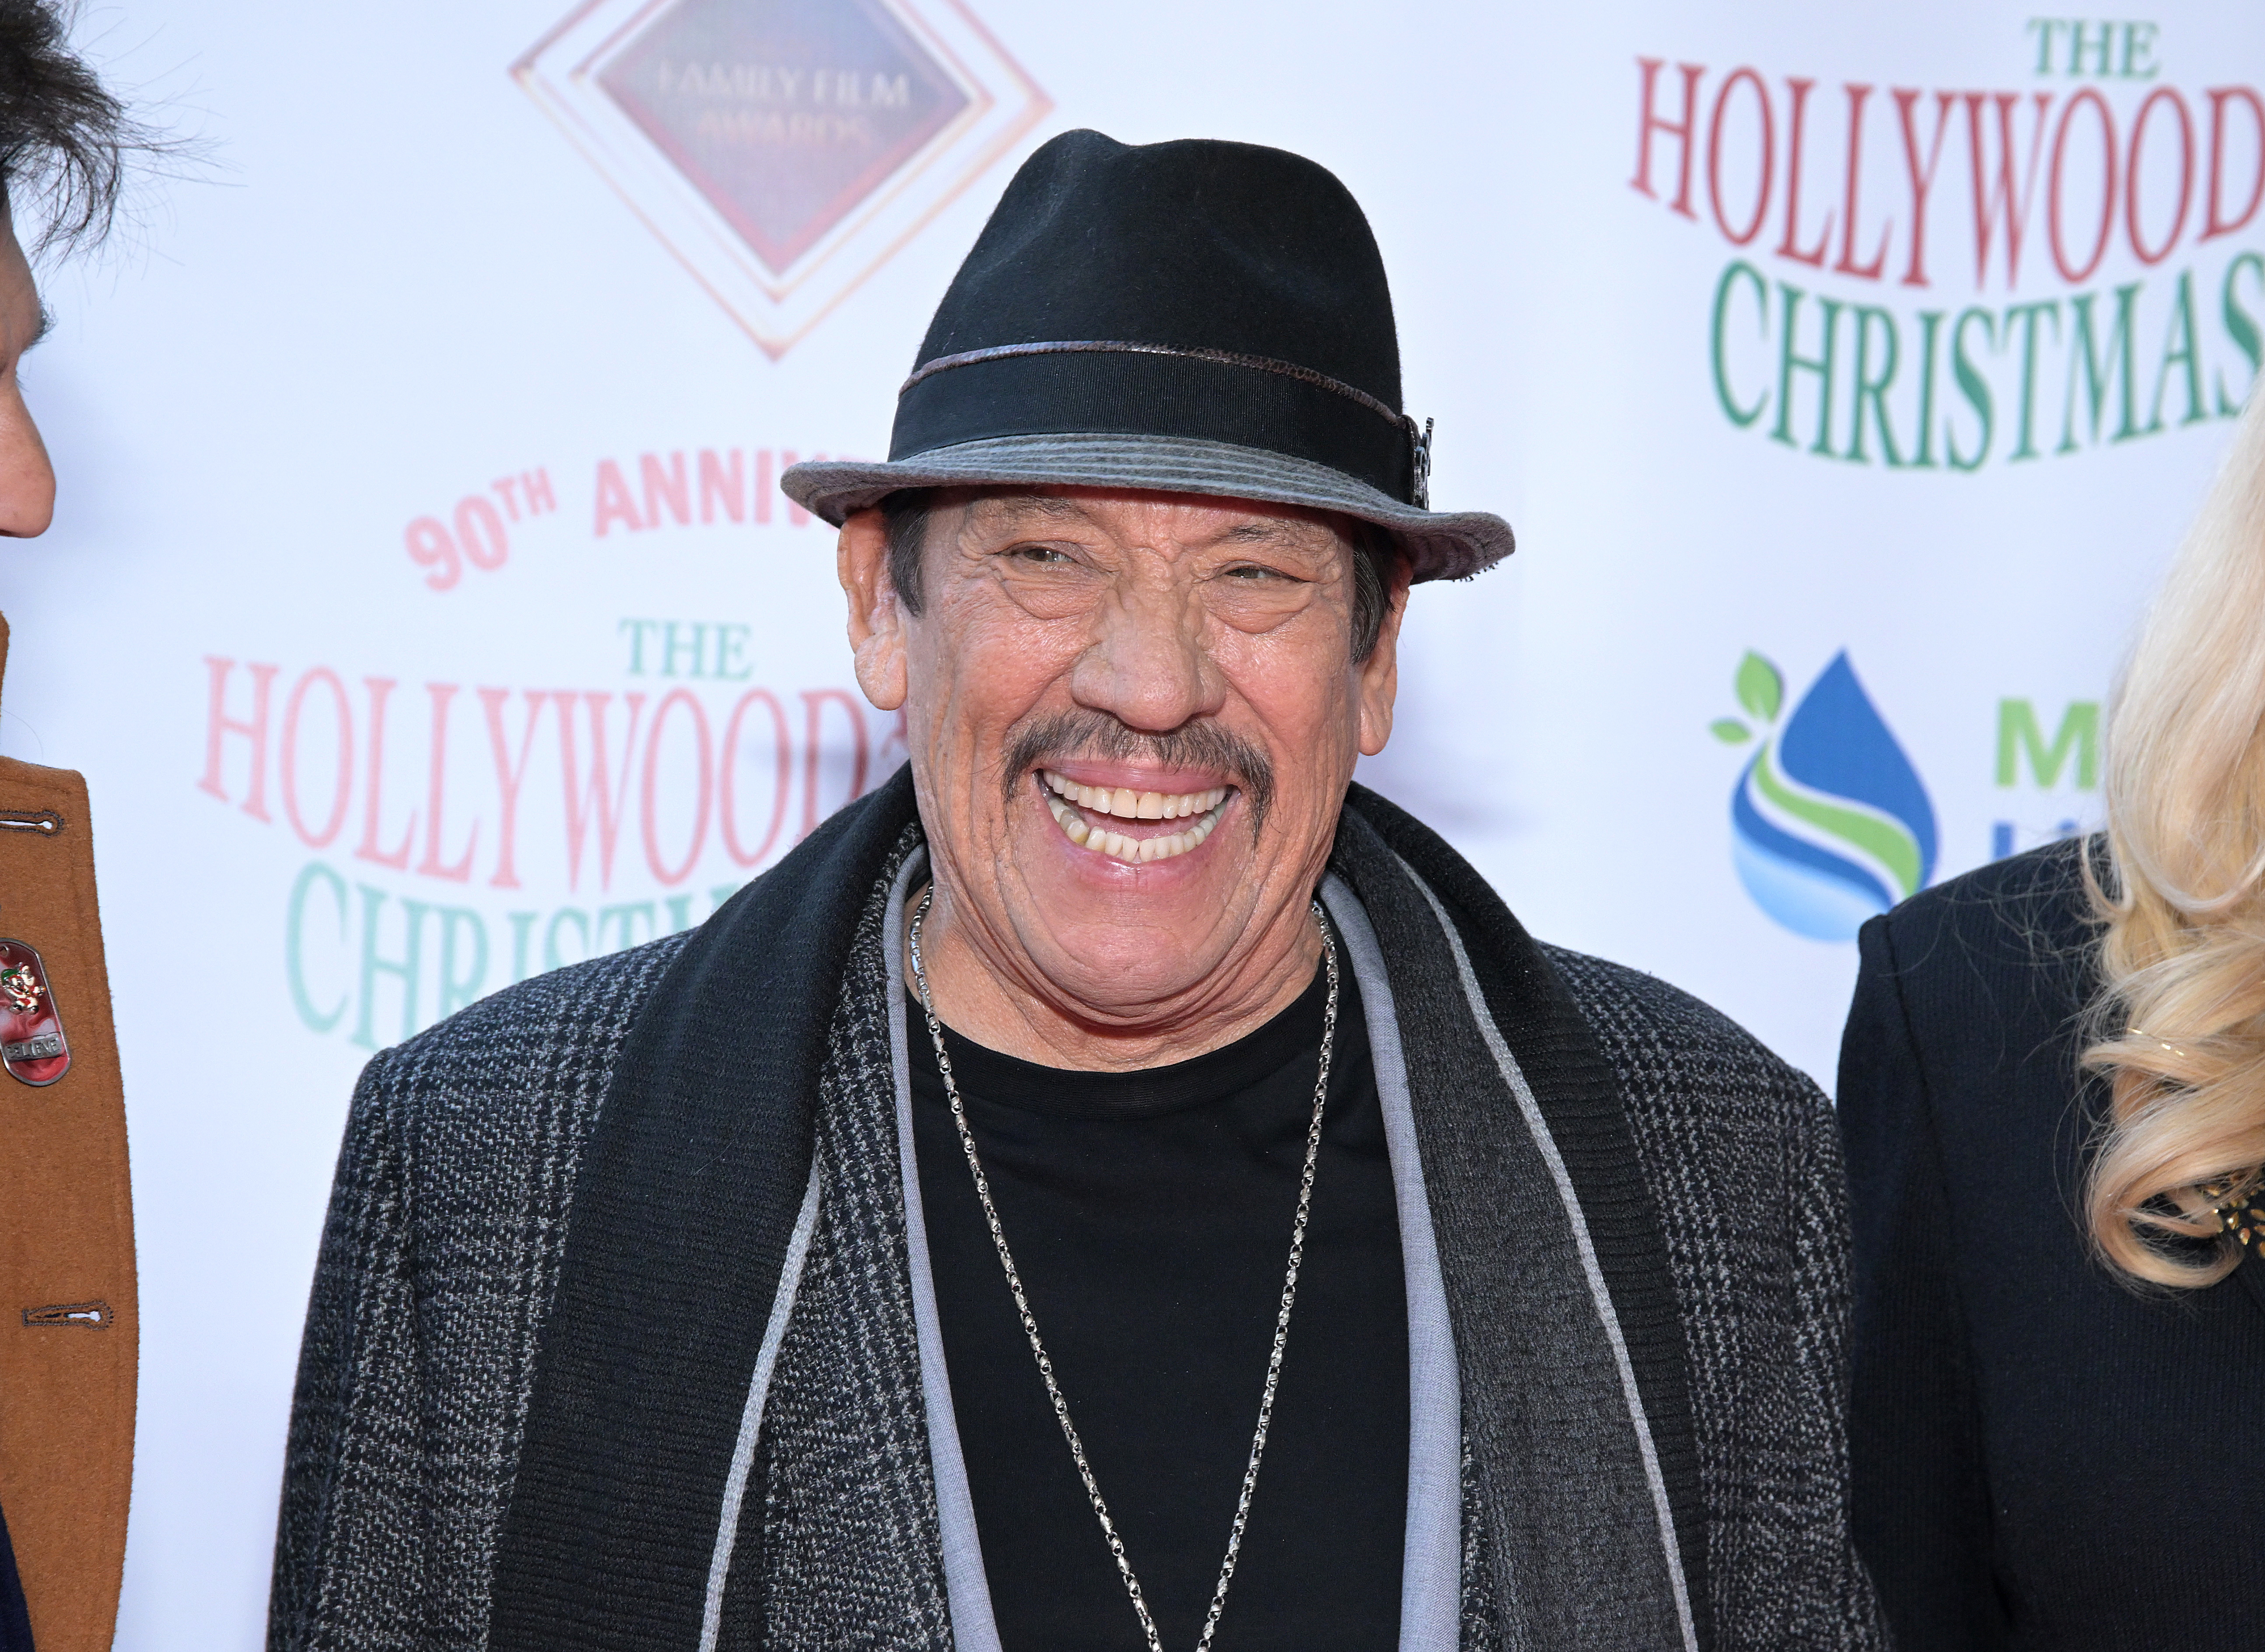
top-left (0, 615), bottom-right (135, 1651)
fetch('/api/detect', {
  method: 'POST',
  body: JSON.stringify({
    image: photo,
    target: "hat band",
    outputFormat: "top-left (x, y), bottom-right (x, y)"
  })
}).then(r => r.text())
top-left (889, 342), bottom-right (1425, 506)
top-left (900, 340), bottom-right (1408, 428)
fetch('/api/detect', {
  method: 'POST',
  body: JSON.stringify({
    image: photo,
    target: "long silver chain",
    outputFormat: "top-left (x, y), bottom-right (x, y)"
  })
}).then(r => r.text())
top-left (907, 888), bottom-right (1338, 1652)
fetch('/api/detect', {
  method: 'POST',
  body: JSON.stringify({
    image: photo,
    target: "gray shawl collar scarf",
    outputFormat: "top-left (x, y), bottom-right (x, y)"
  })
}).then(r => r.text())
top-left (488, 768), bottom-right (1709, 1652)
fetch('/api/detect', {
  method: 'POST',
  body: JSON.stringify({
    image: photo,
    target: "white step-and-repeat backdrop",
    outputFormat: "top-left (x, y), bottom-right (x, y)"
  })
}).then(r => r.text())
top-left (2, 0), bottom-right (2258, 1641)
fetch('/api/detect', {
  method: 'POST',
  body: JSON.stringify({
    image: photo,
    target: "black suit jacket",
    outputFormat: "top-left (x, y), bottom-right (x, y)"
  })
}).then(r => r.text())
top-left (1839, 839), bottom-right (2265, 1650)
top-left (0, 1499), bottom-right (30, 1651)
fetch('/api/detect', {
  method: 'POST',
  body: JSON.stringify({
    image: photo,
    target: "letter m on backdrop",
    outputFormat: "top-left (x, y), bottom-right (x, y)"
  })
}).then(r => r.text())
top-left (1995, 699), bottom-right (2099, 788)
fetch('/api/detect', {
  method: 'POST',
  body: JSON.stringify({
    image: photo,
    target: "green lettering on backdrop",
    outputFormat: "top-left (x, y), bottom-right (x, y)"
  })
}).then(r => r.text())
top-left (2220, 252), bottom-right (2265, 414)
top-left (1772, 283), bottom-right (1844, 455)
top-left (2150, 269), bottom-right (2207, 431)
top-left (1706, 249), bottom-right (2260, 471)
top-left (287, 861), bottom-right (349, 1033)
top-left (544, 907), bottom-right (590, 973)
top-left (1949, 308), bottom-right (1997, 470)
top-left (621, 617), bottom-right (759, 679)
top-left (509, 910), bottom-right (539, 983)
top-left (355, 884), bottom-right (429, 1049)
top-left (1711, 260), bottom-right (1768, 427)
top-left (287, 868), bottom-right (755, 1046)
top-left (1848, 305), bottom-right (1904, 465)
top-left (438, 907), bottom-right (488, 1019)
top-left (1911, 310), bottom-right (1946, 468)
top-left (2059, 284), bottom-right (2143, 452)
top-left (597, 901), bottom-right (658, 952)
top-left (2005, 301), bottom-right (2063, 461)
top-left (1995, 699), bottom-right (2101, 789)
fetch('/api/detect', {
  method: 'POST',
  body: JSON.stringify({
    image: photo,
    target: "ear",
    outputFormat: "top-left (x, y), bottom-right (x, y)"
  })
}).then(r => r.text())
top-left (839, 507), bottom-right (908, 712)
top-left (1355, 555), bottom-right (1412, 757)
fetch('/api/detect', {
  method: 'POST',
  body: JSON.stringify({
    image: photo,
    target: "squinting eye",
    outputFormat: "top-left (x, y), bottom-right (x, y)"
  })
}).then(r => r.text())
top-left (1224, 564), bottom-right (1289, 581)
top-left (1008, 545), bottom-right (1073, 565)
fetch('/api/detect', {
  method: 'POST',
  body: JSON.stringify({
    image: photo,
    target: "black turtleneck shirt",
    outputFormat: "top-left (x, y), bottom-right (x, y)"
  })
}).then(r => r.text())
top-left (907, 961), bottom-right (1408, 1652)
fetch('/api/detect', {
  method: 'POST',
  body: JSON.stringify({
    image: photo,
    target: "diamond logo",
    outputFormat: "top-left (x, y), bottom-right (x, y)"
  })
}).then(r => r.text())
top-left (517, 0), bottom-right (1050, 358)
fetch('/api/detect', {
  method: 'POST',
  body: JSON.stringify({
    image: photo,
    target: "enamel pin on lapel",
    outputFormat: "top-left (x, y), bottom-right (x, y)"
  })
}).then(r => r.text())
top-left (0, 939), bottom-right (69, 1085)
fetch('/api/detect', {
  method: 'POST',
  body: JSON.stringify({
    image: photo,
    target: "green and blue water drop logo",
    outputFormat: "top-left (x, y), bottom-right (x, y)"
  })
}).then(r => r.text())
top-left (1711, 650), bottom-right (1937, 941)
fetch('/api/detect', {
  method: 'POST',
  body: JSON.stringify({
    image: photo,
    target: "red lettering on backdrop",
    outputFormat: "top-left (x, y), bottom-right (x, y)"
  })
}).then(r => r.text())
top-left (586, 448), bottom-right (827, 534)
top-left (197, 656), bottom-right (276, 820)
top-left (594, 459), bottom-right (642, 536)
top-left (1965, 91), bottom-right (2052, 288)
top-left (455, 497), bottom-right (509, 571)
top-left (280, 666), bottom-right (352, 848)
top-left (356, 676), bottom-right (416, 869)
top-left (417, 683), bottom-right (478, 882)
top-left (2048, 88), bottom-right (2118, 284)
top-left (699, 448), bottom-right (745, 524)
top-left (642, 452), bottom-right (690, 527)
top-left (1775, 78), bottom-right (1834, 266)
top-left (200, 659), bottom-right (890, 884)
top-left (798, 689), bottom-right (869, 841)
top-left (1708, 68), bottom-right (1775, 246)
top-left (640, 689), bottom-right (713, 886)
top-left (782, 452), bottom-right (812, 527)
top-left (556, 691), bottom-right (646, 891)
top-left (1835, 84), bottom-right (1890, 279)
top-left (1630, 58), bottom-right (1703, 218)
top-left (480, 688), bottom-right (547, 890)
top-left (2127, 87), bottom-right (2195, 266)
top-left (1639, 58), bottom-right (2264, 288)
top-left (405, 516), bottom-right (461, 589)
top-left (720, 689), bottom-right (792, 866)
top-left (2204, 87), bottom-right (2265, 239)
top-left (1893, 89), bottom-right (1957, 288)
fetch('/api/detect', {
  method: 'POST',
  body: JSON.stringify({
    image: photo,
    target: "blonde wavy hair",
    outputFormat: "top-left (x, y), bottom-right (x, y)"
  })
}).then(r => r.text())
top-left (2085, 387), bottom-right (2265, 1287)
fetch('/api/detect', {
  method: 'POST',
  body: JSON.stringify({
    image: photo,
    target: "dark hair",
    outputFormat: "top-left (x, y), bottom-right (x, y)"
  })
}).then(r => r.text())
top-left (0, 0), bottom-right (136, 255)
top-left (881, 489), bottom-right (1407, 662)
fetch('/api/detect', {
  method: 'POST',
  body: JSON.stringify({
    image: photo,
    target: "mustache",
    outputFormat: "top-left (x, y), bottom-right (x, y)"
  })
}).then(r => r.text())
top-left (1002, 711), bottom-right (1276, 836)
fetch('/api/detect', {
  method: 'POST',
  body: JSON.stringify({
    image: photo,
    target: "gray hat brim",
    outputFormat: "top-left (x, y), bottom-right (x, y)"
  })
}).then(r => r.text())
top-left (780, 433), bottom-right (1512, 583)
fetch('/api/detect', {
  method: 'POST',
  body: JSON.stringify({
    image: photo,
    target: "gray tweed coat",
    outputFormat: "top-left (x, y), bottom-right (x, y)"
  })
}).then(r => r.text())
top-left (268, 772), bottom-right (1883, 1652)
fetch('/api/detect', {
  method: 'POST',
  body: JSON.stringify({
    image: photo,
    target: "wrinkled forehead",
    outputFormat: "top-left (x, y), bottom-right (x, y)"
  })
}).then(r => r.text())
top-left (938, 484), bottom-right (1358, 554)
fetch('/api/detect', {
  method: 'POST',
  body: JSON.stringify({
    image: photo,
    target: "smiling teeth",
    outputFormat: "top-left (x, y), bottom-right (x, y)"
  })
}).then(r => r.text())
top-left (1040, 770), bottom-right (1228, 821)
top-left (1039, 771), bottom-right (1229, 864)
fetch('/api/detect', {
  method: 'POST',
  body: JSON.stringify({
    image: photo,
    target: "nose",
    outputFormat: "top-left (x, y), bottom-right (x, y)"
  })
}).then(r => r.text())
top-left (1069, 570), bottom-right (1223, 733)
top-left (0, 375), bottom-right (53, 538)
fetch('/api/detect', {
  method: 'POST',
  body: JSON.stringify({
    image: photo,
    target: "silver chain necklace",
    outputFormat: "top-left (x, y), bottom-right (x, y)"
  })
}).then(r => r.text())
top-left (907, 887), bottom-right (1338, 1652)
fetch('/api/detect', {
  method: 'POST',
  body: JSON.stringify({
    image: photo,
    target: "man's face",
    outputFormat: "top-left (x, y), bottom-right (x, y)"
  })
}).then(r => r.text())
top-left (841, 487), bottom-right (1405, 1037)
top-left (0, 223), bottom-right (53, 538)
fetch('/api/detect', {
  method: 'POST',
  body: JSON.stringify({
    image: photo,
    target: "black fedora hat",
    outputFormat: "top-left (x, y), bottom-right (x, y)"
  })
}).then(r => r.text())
top-left (781, 130), bottom-right (1512, 582)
